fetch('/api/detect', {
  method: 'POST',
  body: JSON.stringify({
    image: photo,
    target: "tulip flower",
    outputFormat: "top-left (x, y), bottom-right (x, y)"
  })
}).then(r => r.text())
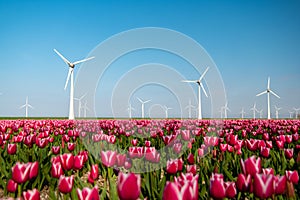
top-left (224, 181), bottom-right (236, 198)
top-left (220, 143), bottom-right (227, 152)
top-left (284, 148), bottom-right (294, 159)
top-left (90, 164), bottom-right (99, 180)
top-left (145, 140), bottom-right (151, 147)
top-left (67, 142), bottom-right (76, 151)
top-left (197, 148), bottom-right (204, 157)
top-left (7, 179), bottom-right (17, 193)
top-left (51, 146), bottom-right (60, 154)
top-left (236, 173), bottom-right (251, 192)
top-left (131, 139), bottom-right (138, 146)
top-left (274, 175), bottom-right (287, 195)
top-left (12, 162), bottom-right (31, 184)
top-left (253, 174), bottom-right (274, 199)
top-left (116, 154), bottom-right (127, 167)
top-left (262, 168), bottom-right (274, 175)
top-left (276, 140), bottom-right (284, 149)
top-left (29, 161), bottom-right (39, 179)
top-left (144, 147), bottom-right (160, 163)
top-left (260, 147), bottom-right (270, 158)
top-left (51, 161), bottom-right (64, 178)
top-left (59, 153), bottom-right (74, 170)
top-left (117, 172), bottom-right (141, 200)
top-left (77, 186), bottom-right (100, 200)
top-left (187, 153), bottom-right (195, 165)
top-left (246, 139), bottom-right (258, 151)
top-left (186, 165), bottom-right (197, 175)
top-left (210, 173), bottom-right (226, 199)
top-left (240, 156), bottom-right (261, 176)
top-left (58, 175), bottom-right (74, 194)
top-left (173, 143), bottom-right (182, 154)
top-left (128, 147), bottom-right (144, 159)
top-left (166, 159), bottom-right (178, 174)
top-left (285, 135), bottom-right (293, 144)
top-left (74, 155), bottom-right (85, 170)
top-left (162, 181), bottom-right (182, 200)
top-left (286, 170), bottom-right (299, 184)
top-left (22, 188), bottom-right (40, 200)
top-left (174, 173), bottom-right (199, 199)
top-left (7, 143), bottom-right (17, 155)
top-left (101, 150), bottom-right (117, 167)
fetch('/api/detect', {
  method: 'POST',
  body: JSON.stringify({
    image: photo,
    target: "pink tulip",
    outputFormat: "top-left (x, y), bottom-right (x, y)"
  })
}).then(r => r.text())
top-left (117, 172), bottom-right (141, 200)
top-left (22, 188), bottom-right (40, 200)
top-left (186, 165), bottom-right (197, 175)
top-left (7, 179), bottom-right (17, 193)
top-left (77, 186), bottom-right (100, 200)
top-left (90, 164), bottom-right (99, 180)
top-left (276, 140), bottom-right (284, 149)
top-left (29, 161), bottom-right (39, 179)
top-left (220, 143), bottom-right (227, 152)
top-left (284, 148), bottom-right (294, 159)
top-left (7, 143), bottom-right (17, 155)
top-left (174, 173), bottom-right (198, 200)
top-left (59, 153), bottom-right (74, 170)
top-left (240, 156), bottom-right (261, 176)
top-left (262, 168), bottom-right (274, 175)
top-left (116, 154), bottom-right (127, 167)
top-left (12, 162), bottom-right (31, 184)
top-left (253, 174), bottom-right (274, 199)
top-left (187, 153), bottom-right (195, 165)
top-left (236, 173), bottom-right (251, 192)
top-left (286, 170), bottom-right (299, 184)
top-left (173, 143), bottom-right (182, 154)
top-left (58, 175), bottom-right (74, 194)
top-left (162, 182), bottom-right (182, 200)
top-left (101, 150), bottom-right (117, 167)
top-left (131, 139), bottom-right (138, 146)
top-left (67, 142), bottom-right (76, 151)
top-left (144, 147), bottom-right (160, 163)
top-left (128, 147), bottom-right (144, 159)
top-left (51, 161), bottom-right (64, 178)
top-left (224, 181), bottom-right (236, 198)
top-left (246, 139), bottom-right (258, 151)
top-left (145, 140), bottom-right (151, 147)
top-left (260, 147), bottom-right (270, 158)
top-left (274, 175), bottom-right (287, 195)
top-left (51, 146), bottom-right (60, 154)
top-left (74, 155), bottom-right (85, 170)
top-left (285, 135), bottom-right (293, 144)
top-left (209, 173), bottom-right (226, 199)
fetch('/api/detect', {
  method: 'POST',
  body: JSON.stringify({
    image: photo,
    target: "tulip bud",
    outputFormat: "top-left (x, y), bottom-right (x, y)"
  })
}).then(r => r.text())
top-left (51, 146), bottom-right (60, 155)
top-left (7, 143), bottom-right (17, 155)
top-left (58, 175), bottom-right (74, 194)
top-left (7, 179), bottom-right (17, 193)
top-left (187, 153), bottom-right (195, 165)
top-left (117, 172), bottom-right (141, 200)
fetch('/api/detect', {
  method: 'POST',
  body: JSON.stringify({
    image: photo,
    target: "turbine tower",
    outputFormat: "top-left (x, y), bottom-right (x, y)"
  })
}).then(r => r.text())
top-left (181, 67), bottom-right (209, 119)
top-left (221, 102), bottom-right (230, 119)
top-left (288, 110), bottom-right (294, 119)
top-left (137, 97), bottom-right (151, 118)
top-left (293, 108), bottom-right (300, 118)
top-left (74, 93), bottom-right (86, 118)
top-left (185, 99), bottom-right (195, 119)
top-left (240, 107), bottom-right (246, 119)
top-left (256, 77), bottom-right (280, 119)
top-left (250, 103), bottom-right (258, 119)
top-left (258, 109), bottom-right (263, 119)
top-left (81, 100), bottom-right (90, 118)
top-left (163, 106), bottom-right (172, 118)
top-left (54, 49), bottom-right (94, 120)
top-left (274, 105), bottom-right (281, 119)
top-left (19, 96), bottom-right (33, 118)
top-left (127, 104), bottom-right (135, 118)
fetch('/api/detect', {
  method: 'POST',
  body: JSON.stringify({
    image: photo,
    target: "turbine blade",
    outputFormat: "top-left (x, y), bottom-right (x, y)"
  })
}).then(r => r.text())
top-left (137, 97), bottom-right (143, 103)
top-left (181, 80), bottom-right (197, 83)
top-left (267, 77), bottom-right (270, 90)
top-left (64, 68), bottom-right (73, 90)
top-left (54, 49), bottom-right (72, 65)
top-left (28, 104), bottom-right (34, 109)
top-left (73, 56), bottom-right (95, 65)
top-left (199, 67), bottom-right (209, 81)
top-left (270, 90), bottom-right (280, 98)
top-left (256, 90), bottom-right (267, 96)
top-left (144, 99), bottom-right (151, 104)
top-left (19, 105), bottom-right (26, 109)
top-left (200, 83), bottom-right (208, 97)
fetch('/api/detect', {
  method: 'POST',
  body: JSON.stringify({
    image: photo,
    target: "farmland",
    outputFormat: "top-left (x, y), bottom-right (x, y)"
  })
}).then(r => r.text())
top-left (0, 119), bottom-right (299, 199)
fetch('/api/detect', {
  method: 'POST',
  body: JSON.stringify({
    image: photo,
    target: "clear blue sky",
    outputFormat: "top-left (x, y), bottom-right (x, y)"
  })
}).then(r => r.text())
top-left (0, 0), bottom-right (299, 118)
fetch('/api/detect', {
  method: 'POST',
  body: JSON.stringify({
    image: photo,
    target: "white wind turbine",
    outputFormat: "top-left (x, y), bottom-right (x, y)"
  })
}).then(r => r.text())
top-left (137, 97), bottom-right (151, 118)
top-left (163, 106), bottom-right (172, 118)
top-left (19, 96), bottom-right (33, 118)
top-left (54, 49), bottom-right (94, 120)
top-left (274, 105), bottom-right (281, 119)
top-left (250, 103), bottom-right (259, 119)
top-left (181, 67), bottom-right (209, 119)
top-left (127, 104), bottom-right (135, 118)
top-left (185, 99), bottom-right (195, 118)
top-left (293, 108), bottom-right (300, 118)
top-left (221, 102), bottom-right (230, 119)
top-left (258, 109), bottom-right (263, 119)
top-left (256, 77), bottom-right (280, 119)
top-left (289, 110), bottom-right (294, 119)
top-left (74, 93), bottom-right (86, 118)
top-left (81, 100), bottom-right (90, 118)
top-left (240, 107), bottom-right (246, 119)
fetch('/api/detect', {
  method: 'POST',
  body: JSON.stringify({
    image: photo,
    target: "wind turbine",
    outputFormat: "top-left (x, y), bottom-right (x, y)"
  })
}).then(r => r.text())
top-left (250, 103), bottom-right (259, 119)
top-left (274, 105), bottom-right (281, 119)
top-left (219, 108), bottom-right (224, 119)
top-left (127, 104), bottom-right (135, 118)
top-left (240, 107), bottom-right (246, 119)
top-left (163, 106), bottom-right (172, 118)
top-left (185, 99), bottom-right (195, 118)
top-left (181, 67), bottom-right (209, 119)
top-left (221, 102), bottom-right (230, 119)
top-left (288, 110), bottom-right (294, 119)
top-left (293, 108), bottom-right (300, 118)
top-left (19, 96), bottom-right (33, 118)
top-left (137, 97), bottom-right (151, 118)
top-left (81, 100), bottom-right (90, 118)
top-left (54, 49), bottom-right (95, 120)
top-left (74, 93), bottom-right (86, 118)
top-left (258, 109), bottom-right (263, 119)
top-left (256, 77), bottom-right (280, 119)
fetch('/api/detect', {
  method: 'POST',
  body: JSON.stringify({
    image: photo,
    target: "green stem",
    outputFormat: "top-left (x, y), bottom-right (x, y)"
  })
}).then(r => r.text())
top-left (18, 184), bottom-right (22, 198)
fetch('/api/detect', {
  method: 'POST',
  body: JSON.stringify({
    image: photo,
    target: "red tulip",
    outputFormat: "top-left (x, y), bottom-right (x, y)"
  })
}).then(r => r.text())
top-left (67, 142), bottom-right (76, 151)
top-left (266, 141), bottom-right (273, 148)
top-left (236, 173), bottom-right (251, 192)
top-left (58, 175), bottom-right (74, 194)
top-left (77, 186), bottom-right (100, 200)
top-left (90, 164), bottom-right (99, 180)
top-left (285, 135), bottom-right (293, 144)
top-left (209, 173), bottom-right (226, 199)
top-left (262, 168), bottom-right (274, 175)
top-left (145, 140), bottom-right (151, 147)
top-left (274, 175), bottom-right (287, 195)
top-left (22, 188), bottom-right (40, 200)
top-left (131, 139), bottom-right (138, 146)
top-left (187, 153), bottom-right (195, 165)
top-left (220, 143), bottom-right (227, 152)
top-left (51, 162), bottom-right (64, 178)
top-left (253, 174), bottom-right (274, 199)
top-left (29, 161), bottom-right (39, 179)
top-left (166, 159), bottom-right (178, 174)
top-left (12, 162), bottom-right (31, 184)
top-left (7, 143), bottom-right (17, 155)
top-left (276, 140), bottom-right (284, 149)
top-left (257, 140), bottom-right (266, 148)
top-left (74, 155), bottom-right (85, 170)
top-left (240, 156), bottom-right (261, 176)
top-left (101, 150), bottom-right (117, 167)
top-left (286, 170), bottom-right (299, 184)
top-left (51, 146), bottom-right (60, 154)
top-left (284, 148), bottom-right (294, 159)
top-left (246, 139), bottom-right (258, 151)
top-left (224, 181), bottom-right (236, 198)
top-left (60, 153), bottom-right (74, 170)
top-left (260, 147), bottom-right (270, 158)
top-left (197, 148), bottom-right (204, 157)
top-left (174, 173), bottom-right (199, 200)
top-left (162, 181), bottom-right (182, 200)
top-left (117, 172), bottom-right (141, 200)
top-left (7, 179), bottom-right (17, 193)
top-left (186, 165), bottom-right (197, 175)
top-left (227, 144), bottom-right (234, 153)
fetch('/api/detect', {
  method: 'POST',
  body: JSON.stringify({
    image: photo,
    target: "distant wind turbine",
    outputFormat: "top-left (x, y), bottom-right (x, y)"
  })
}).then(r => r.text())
top-left (240, 107), bottom-right (246, 119)
top-left (163, 106), bottom-right (172, 118)
top-left (258, 109), bottom-right (263, 119)
top-left (250, 103), bottom-right (259, 119)
top-left (74, 93), bottom-right (86, 118)
top-left (256, 77), bottom-right (280, 119)
top-left (19, 96), bottom-right (33, 118)
top-left (181, 67), bottom-right (209, 119)
top-left (54, 49), bottom-right (94, 120)
top-left (137, 97), bottom-right (151, 118)
top-left (127, 104), bottom-right (135, 118)
top-left (81, 100), bottom-right (90, 118)
top-left (293, 108), bottom-right (300, 118)
top-left (274, 105), bottom-right (281, 119)
top-left (221, 102), bottom-right (230, 119)
top-left (288, 110), bottom-right (294, 119)
top-left (185, 99), bottom-right (195, 119)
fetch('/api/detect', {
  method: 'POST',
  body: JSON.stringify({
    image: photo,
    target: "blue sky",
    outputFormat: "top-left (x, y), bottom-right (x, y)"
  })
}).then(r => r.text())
top-left (0, 0), bottom-right (299, 118)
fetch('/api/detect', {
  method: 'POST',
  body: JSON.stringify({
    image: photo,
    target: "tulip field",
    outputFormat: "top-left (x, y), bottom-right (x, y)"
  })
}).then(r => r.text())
top-left (0, 119), bottom-right (299, 199)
